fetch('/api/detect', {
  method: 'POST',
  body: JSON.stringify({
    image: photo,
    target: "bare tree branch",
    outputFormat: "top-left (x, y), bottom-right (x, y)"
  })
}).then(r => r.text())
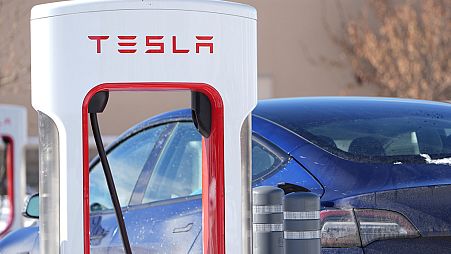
top-left (337, 0), bottom-right (451, 100)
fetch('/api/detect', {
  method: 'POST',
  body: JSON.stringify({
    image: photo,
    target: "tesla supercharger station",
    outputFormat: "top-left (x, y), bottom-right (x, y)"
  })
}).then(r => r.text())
top-left (31, 0), bottom-right (257, 253)
top-left (0, 105), bottom-right (27, 237)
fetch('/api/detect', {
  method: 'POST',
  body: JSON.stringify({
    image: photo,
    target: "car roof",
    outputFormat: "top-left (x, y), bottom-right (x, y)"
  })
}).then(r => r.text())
top-left (253, 97), bottom-right (451, 136)
top-left (115, 96), bottom-right (451, 147)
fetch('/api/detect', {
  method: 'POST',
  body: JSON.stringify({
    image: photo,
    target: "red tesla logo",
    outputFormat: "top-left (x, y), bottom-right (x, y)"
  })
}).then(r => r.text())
top-left (88, 35), bottom-right (214, 54)
top-left (0, 118), bottom-right (11, 127)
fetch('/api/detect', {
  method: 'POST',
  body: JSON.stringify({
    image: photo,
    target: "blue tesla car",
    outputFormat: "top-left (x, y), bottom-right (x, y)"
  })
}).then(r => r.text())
top-left (1, 97), bottom-right (451, 253)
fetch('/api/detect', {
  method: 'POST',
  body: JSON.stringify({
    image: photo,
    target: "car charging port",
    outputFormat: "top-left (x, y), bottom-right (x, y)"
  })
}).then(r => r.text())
top-left (88, 91), bottom-right (133, 254)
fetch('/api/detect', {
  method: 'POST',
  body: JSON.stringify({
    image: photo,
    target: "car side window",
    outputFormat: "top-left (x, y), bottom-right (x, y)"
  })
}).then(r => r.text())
top-left (89, 124), bottom-right (168, 212)
top-left (142, 122), bottom-right (202, 203)
top-left (252, 138), bottom-right (283, 178)
top-left (142, 123), bottom-right (284, 204)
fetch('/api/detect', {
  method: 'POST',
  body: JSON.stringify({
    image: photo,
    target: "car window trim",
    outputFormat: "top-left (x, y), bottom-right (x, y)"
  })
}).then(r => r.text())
top-left (128, 123), bottom-right (177, 205)
top-left (251, 133), bottom-right (289, 181)
top-left (141, 122), bottom-right (202, 204)
top-left (127, 194), bottom-right (202, 212)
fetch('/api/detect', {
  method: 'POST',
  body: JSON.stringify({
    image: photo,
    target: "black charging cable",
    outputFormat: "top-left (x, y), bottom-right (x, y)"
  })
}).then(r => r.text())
top-left (89, 91), bottom-right (132, 254)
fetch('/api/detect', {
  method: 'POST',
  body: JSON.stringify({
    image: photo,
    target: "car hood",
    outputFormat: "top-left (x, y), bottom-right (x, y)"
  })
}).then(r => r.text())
top-left (0, 225), bottom-right (39, 253)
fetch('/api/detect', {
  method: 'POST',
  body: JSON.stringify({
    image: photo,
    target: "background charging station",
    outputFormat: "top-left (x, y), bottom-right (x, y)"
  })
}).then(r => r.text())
top-left (31, 0), bottom-right (257, 253)
top-left (0, 105), bottom-right (27, 238)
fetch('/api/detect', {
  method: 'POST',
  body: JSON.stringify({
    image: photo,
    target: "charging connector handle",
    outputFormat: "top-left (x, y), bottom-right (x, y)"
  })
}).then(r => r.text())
top-left (191, 91), bottom-right (212, 138)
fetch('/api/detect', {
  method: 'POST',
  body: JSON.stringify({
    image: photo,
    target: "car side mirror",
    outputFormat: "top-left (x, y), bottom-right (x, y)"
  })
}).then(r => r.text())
top-left (23, 193), bottom-right (39, 219)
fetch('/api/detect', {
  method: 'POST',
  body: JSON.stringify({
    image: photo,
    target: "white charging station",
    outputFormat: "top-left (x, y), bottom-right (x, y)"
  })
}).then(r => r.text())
top-left (0, 105), bottom-right (27, 237)
top-left (31, 0), bottom-right (257, 253)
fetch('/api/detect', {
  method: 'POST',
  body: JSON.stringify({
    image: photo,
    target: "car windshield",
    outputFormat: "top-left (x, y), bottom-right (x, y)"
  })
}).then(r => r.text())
top-left (255, 98), bottom-right (451, 163)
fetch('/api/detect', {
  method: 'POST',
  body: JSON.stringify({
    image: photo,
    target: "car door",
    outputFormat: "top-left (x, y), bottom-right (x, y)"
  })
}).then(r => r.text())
top-left (107, 121), bottom-right (203, 254)
top-left (89, 123), bottom-right (172, 253)
top-left (113, 122), bottom-right (295, 253)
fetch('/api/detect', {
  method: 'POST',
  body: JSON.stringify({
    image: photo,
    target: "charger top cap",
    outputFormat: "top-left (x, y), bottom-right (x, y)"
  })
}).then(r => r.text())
top-left (31, 0), bottom-right (256, 20)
